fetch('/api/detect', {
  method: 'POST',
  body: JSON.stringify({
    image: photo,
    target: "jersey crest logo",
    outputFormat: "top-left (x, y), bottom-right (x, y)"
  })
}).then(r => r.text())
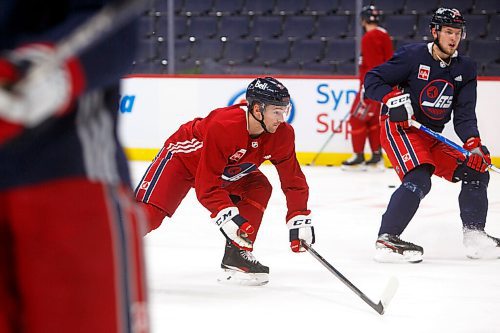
top-left (419, 79), bottom-right (454, 120)
top-left (229, 149), bottom-right (247, 162)
top-left (418, 65), bottom-right (430, 80)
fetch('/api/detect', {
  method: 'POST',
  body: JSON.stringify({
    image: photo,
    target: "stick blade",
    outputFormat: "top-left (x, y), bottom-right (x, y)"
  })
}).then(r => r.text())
top-left (379, 276), bottom-right (399, 314)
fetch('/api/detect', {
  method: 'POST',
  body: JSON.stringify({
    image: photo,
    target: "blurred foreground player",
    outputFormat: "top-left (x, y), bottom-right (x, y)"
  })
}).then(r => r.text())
top-left (136, 77), bottom-right (315, 285)
top-left (342, 5), bottom-right (393, 170)
top-left (364, 8), bottom-right (497, 263)
top-left (0, 1), bottom-right (149, 332)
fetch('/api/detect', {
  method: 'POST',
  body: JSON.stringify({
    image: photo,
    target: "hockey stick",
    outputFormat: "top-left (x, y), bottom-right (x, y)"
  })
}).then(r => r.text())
top-left (410, 120), bottom-right (500, 174)
top-left (301, 241), bottom-right (398, 315)
top-left (0, 0), bottom-right (145, 125)
top-left (308, 110), bottom-right (351, 166)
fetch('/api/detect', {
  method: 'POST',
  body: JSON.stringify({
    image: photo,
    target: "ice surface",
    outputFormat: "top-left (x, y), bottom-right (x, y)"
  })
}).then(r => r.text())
top-left (129, 162), bottom-right (500, 333)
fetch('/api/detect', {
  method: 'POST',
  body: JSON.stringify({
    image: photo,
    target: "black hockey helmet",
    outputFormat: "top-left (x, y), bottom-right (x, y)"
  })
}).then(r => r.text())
top-left (430, 8), bottom-right (466, 38)
top-left (246, 77), bottom-right (290, 108)
top-left (360, 5), bottom-right (380, 23)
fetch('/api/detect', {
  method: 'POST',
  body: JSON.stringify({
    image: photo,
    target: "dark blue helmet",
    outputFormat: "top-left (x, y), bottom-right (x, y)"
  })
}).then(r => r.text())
top-left (430, 8), bottom-right (466, 38)
top-left (361, 5), bottom-right (380, 23)
top-left (246, 77), bottom-right (290, 107)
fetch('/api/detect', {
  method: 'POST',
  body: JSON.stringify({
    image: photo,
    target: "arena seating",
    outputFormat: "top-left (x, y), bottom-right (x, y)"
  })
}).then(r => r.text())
top-left (131, 0), bottom-right (500, 76)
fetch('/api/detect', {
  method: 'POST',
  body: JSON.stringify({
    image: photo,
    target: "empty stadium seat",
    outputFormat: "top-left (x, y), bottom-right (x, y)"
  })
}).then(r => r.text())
top-left (487, 15), bottom-right (500, 40)
top-left (304, 0), bottom-right (339, 15)
top-left (153, 16), bottom-right (188, 39)
top-left (252, 39), bottom-right (290, 66)
top-left (217, 16), bottom-right (250, 39)
top-left (302, 61), bottom-right (336, 74)
top-left (220, 39), bottom-right (257, 65)
top-left (468, 40), bottom-right (500, 64)
top-left (244, 0), bottom-right (276, 16)
top-left (440, 0), bottom-right (474, 14)
top-left (287, 39), bottom-right (325, 66)
top-left (153, 0), bottom-right (183, 14)
top-left (483, 62), bottom-right (500, 76)
top-left (373, 0), bottom-right (406, 15)
top-left (335, 61), bottom-right (356, 75)
top-left (473, 0), bottom-right (499, 15)
top-left (180, 0), bottom-right (213, 16)
top-left (281, 16), bottom-right (316, 40)
top-left (465, 15), bottom-right (488, 39)
top-left (273, 0), bottom-right (308, 16)
top-left (210, 0), bottom-right (245, 16)
top-left (189, 38), bottom-right (224, 62)
top-left (186, 16), bottom-right (218, 39)
top-left (322, 39), bottom-right (356, 64)
top-left (404, 0), bottom-right (440, 15)
top-left (247, 16), bottom-right (283, 40)
top-left (315, 15), bottom-right (351, 39)
top-left (382, 15), bottom-right (417, 39)
top-left (415, 15), bottom-right (432, 40)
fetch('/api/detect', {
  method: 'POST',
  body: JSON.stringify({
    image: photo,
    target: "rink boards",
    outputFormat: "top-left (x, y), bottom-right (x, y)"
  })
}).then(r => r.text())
top-left (119, 75), bottom-right (500, 166)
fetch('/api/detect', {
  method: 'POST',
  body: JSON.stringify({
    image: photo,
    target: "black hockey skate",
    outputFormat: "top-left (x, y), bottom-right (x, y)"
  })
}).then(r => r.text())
top-left (374, 233), bottom-right (424, 263)
top-left (341, 153), bottom-right (366, 171)
top-left (463, 228), bottom-right (500, 259)
top-left (218, 241), bottom-right (269, 286)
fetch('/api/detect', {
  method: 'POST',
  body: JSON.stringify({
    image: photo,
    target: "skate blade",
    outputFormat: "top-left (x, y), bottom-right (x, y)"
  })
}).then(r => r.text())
top-left (364, 163), bottom-right (386, 172)
top-left (217, 269), bottom-right (269, 286)
top-left (341, 164), bottom-right (367, 172)
top-left (465, 246), bottom-right (500, 260)
top-left (374, 248), bottom-right (423, 264)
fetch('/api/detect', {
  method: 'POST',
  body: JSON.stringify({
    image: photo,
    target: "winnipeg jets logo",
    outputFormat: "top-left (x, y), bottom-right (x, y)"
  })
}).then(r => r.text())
top-left (418, 64), bottom-right (430, 80)
top-left (420, 79), bottom-right (454, 120)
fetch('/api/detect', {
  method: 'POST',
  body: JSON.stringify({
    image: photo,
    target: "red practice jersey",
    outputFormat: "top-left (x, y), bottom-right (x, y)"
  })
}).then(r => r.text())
top-left (359, 27), bottom-right (393, 84)
top-left (137, 104), bottom-right (309, 220)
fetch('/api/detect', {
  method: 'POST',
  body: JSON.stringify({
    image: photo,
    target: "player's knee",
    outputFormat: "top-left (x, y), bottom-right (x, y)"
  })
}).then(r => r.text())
top-left (139, 202), bottom-right (167, 234)
top-left (402, 165), bottom-right (433, 199)
top-left (254, 176), bottom-right (273, 204)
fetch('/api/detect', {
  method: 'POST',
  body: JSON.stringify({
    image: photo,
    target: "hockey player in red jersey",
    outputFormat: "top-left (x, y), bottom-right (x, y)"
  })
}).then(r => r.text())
top-left (0, 1), bottom-right (148, 332)
top-left (136, 77), bottom-right (315, 285)
top-left (342, 5), bottom-right (393, 170)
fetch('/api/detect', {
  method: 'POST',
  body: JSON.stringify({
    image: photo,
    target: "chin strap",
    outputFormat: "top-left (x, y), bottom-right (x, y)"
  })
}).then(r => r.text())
top-left (249, 104), bottom-right (269, 133)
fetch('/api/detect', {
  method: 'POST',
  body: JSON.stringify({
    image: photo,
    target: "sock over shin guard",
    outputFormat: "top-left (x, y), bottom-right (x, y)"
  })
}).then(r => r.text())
top-left (379, 165), bottom-right (433, 235)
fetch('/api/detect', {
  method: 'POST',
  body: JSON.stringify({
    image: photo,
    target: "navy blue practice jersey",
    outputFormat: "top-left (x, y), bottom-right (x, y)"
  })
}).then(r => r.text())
top-left (364, 42), bottom-right (479, 142)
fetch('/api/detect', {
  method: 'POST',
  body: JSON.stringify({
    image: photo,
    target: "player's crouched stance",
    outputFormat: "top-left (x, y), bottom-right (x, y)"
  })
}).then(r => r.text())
top-left (364, 8), bottom-right (499, 263)
top-left (135, 77), bottom-right (315, 285)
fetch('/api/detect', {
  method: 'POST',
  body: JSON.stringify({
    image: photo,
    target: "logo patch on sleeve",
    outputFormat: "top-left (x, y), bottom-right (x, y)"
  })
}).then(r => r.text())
top-left (418, 64), bottom-right (430, 80)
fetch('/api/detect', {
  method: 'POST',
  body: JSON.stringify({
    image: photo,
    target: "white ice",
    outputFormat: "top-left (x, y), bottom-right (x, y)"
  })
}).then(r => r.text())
top-left (129, 161), bottom-right (500, 333)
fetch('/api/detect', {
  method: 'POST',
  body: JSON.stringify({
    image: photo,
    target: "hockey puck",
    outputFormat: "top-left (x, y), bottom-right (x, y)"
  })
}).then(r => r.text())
top-left (388, 185), bottom-right (396, 188)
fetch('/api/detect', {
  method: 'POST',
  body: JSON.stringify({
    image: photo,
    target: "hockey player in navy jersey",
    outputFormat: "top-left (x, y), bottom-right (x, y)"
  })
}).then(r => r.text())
top-left (364, 8), bottom-right (498, 263)
top-left (0, 1), bottom-right (148, 332)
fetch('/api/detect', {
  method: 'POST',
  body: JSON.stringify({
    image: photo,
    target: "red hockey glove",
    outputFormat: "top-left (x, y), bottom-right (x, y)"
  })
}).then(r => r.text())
top-left (287, 211), bottom-right (315, 253)
top-left (382, 91), bottom-right (414, 129)
top-left (0, 43), bottom-right (85, 145)
top-left (212, 207), bottom-right (254, 251)
top-left (463, 137), bottom-right (491, 173)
